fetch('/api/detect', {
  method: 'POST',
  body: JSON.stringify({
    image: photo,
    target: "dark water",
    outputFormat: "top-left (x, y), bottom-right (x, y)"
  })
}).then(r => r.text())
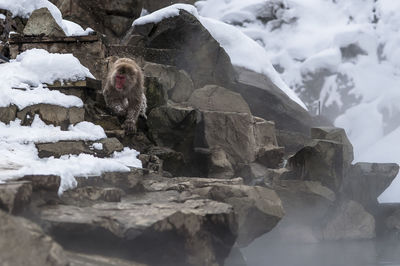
top-left (239, 237), bottom-right (400, 266)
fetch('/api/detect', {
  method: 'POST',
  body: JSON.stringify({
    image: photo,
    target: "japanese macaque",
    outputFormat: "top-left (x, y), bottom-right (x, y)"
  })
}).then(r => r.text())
top-left (103, 58), bottom-right (147, 132)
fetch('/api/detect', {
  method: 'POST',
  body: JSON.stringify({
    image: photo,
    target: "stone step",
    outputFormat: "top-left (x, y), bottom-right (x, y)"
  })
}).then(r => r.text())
top-left (17, 104), bottom-right (85, 130)
top-left (46, 77), bottom-right (102, 101)
top-left (35, 138), bottom-right (124, 159)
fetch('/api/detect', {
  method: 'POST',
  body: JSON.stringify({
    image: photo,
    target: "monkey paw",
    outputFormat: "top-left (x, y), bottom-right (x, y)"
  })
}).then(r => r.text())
top-left (123, 120), bottom-right (137, 133)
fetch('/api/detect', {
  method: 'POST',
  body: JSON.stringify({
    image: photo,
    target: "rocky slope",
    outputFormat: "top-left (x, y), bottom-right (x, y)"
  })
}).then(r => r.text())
top-left (0, 1), bottom-right (399, 266)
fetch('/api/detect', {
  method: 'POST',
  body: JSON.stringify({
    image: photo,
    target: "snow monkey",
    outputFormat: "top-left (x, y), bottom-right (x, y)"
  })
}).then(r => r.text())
top-left (103, 58), bottom-right (147, 133)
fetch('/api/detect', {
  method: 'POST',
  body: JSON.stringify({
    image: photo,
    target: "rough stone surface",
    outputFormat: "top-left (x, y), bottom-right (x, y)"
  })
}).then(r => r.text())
top-left (188, 85), bottom-right (251, 114)
top-left (36, 138), bottom-right (123, 158)
top-left (0, 210), bottom-right (69, 266)
top-left (0, 105), bottom-right (17, 123)
top-left (143, 0), bottom-right (196, 12)
top-left (287, 139), bottom-right (344, 191)
top-left (19, 175), bottom-right (61, 193)
top-left (233, 66), bottom-right (315, 134)
top-left (0, 181), bottom-right (32, 214)
top-left (23, 8), bottom-right (66, 37)
top-left (55, 0), bottom-right (144, 41)
top-left (17, 104), bottom-right (85, 130)
top-left (311, 127), bottom-right (354, 169)
top-left (322, 200), bottom-right (375, 240)
top-left (343, 162), bottom-right (399, 213)
top-left (40, 198), bottom-right (237, 266)
top-left (143, 62), bottom-right (195, 103)
top-left (61, 186), bottom-right (123, 206)
top-left (142, 177), bottom-right (284, 247)
top-left (127, 10), bottom-right (235, 89)
top-left (67, 251), bottom-right (146, 266)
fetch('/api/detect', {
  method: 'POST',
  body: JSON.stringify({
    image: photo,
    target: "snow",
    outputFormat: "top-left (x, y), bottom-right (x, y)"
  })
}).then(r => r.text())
top-left (0, 0), bottom-right (93, 36)
top-left (133, 4), bottom-right (199, 26)
top-left (134, 4), bottom-right (307, 109)
top-left (0, 14), bottom-right (5, 20)
top-left (0, 48), bottom-right (142, 194)
top-left (92, 143), bottom-right (103, 150)
top-left (0, 49), bottom-right (93, 109)
top-left (196, 0), bottom-right (400, 202)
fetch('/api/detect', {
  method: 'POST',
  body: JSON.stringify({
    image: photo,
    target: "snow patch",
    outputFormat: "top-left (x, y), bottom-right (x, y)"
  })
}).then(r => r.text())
top-left (133, 4), bottom-right (199, 26)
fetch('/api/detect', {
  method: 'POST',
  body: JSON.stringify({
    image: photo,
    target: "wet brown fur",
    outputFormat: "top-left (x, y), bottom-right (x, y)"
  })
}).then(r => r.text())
top-left (103, 58), bottom-right (145, 132)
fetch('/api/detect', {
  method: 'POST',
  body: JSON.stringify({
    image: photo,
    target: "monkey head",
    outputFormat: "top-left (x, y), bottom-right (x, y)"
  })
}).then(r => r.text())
top-left (110, 62), bottom-right (138, 94)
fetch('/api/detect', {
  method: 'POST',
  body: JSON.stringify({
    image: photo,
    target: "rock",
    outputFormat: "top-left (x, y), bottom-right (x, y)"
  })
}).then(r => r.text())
top-left (342, 162), bottom-right (399, 214)
top-left (0, 105), bottom-right (17, 123)
top-left (238, 163), bottom-right (287, 186)
top-left (0, 210), bottom-right (69, 266)
top-left (256, 146), bottom-right (285, 169)
top-left (273, 180), bottom-right (336, 243)
top-left (276, 129), bottom-right (311, 154)
top-left (143, 62), bottom-right (195, 103)
top-left (233, 66), bottom-right (314, 134)
top-left (188, 85), bottom-right (251, 114)
top-left (253, 117), bottom-right (279, 147)
top-left (144, 76), bottom-right (168, 111)
top-left (18, 175), bottom-right (61, 193)
top-left (36, 138), bottom-right (124, 158)
top-left (127, 10), bottom-right (235, 89)
top-left (61, 186), bottom-right (123, 206)
top-left (311, 127), bottom-right (354, 169)
top-left (195, 184), bottom-right (284, 247)
top-left (146, 146), bottom-right (185, 176)
top-left (0, 181), bottom-right (32, 214)
top-left (23, 8), bottom-right (66, 37)
top-left (142, 176), bottom-right (283, 247)
top-left (287, 139), bottom-right (344, 191)
top-left (138, 154), bottom-right (163, 173)
top-left (143, 0), bottom-right (196, 12)
top-left (55, 0), bottom-right (144, 41)
top-left (75, 170), bottom-right (145, 193)
top-left (67, 251), bottom-right (146, 266)
top-left (17, 104), bottom-right (85, 130)
top-left (322, 200), bottom-right (375, 240)
top-left (208, 147), bottom-right (235, 179)
top-left (40, 198), bottom-right (237, 266)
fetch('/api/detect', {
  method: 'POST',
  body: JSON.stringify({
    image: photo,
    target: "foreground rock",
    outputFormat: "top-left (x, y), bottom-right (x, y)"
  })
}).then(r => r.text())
top-left (41, 197), bottom-right (237, 266)
top-left (322, 200), bottom-right (375, 240)
top-left (23, 8), bottom-right (66, 37)
top-left (142, 177), bottom-right (284, 247)
top-left (0, 210), bottom-right (68, 266)
top-left (342, 162), bottom-right (399, 214)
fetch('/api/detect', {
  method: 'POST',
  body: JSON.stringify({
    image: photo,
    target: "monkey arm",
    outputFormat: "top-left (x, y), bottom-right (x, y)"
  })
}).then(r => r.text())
top-left (103, 88), bottom-right (126, 116)
top-left (123, 97), bottom-right (141, 132)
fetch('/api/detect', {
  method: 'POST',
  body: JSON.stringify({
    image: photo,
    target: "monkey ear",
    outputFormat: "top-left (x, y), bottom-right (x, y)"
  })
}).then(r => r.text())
top-left (106, 56), bottom-right (119, 72)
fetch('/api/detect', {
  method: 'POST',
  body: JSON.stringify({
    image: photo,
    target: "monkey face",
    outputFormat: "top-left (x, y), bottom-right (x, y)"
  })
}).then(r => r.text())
top-left (115, 74), bottom-right (126, 91)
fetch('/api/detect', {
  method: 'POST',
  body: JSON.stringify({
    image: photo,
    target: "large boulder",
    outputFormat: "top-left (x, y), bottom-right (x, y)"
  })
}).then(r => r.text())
top-left (342, 162), bottom-right (399, 214)
top-left (126, 10), bottom-right (235, 89)
top-left (321, 200), bottom-right (375, 240)
top-left (40, 197), bottom-right (237, 266)
top-left (233, 66), bottom-right (316, 134)
top-left (143, 0), bottom-right (196, 12)
top-left (55, 0), bottom-right (144, 40)
top-left (0, 181), bottom-right (32, 214)
top-left (287, 139), bottom-right (344, 192)
top-left (23, 8), bottom-right (66, 37)
top-left (0, 210), bottom-right (69, 266)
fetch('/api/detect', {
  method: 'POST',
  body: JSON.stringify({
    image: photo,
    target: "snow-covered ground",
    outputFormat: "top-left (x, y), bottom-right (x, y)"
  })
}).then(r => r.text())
top-left (0, 48), bottom-right (142, 194)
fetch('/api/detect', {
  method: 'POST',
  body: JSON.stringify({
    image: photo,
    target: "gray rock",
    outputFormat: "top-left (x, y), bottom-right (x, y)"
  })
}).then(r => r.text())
top-left (233, 66), bottom-right (314, 134)
top-left (127, 10), bottom-right (235, 89)
top-left (23, 8), bottom-right (66, 37)
top-left (67, 251), bottom-right (146, 266)
top-left (322, 200), bottom-right (375, 240)
top-left (0, 181), bottom-right (32, 214)
top-left (17, 104), bottom-right (85, 130)
top-left (288, 139), bottom-right (344, 191)
top-left (18, 175), bottom-right (60, 193)
top-left (35, 138), bottom-right (124, 158)
top-left (311, 127), bottom-right (354, 169)
top-left (256, 146), bottom-right (285, 169)
top-left (146, 146), bottom-right (185, 176)
top-left (188, 85), bottom-right (251, 114)
top-left (0, 105), bottom-right (17, 123)
top-left (143, 62), bottom-right (195, 103)
top-left (208, 147), bottom-right (235, 179)
top-left (40, 197), bottom-right (237, 266)
top-left (144, 76), bottom-right (168, 111)
top-left (61, 186), bottom-right (123, 206)
top-left (143, 0), bottom-right (196, 12)
top-left (343, 162), bottom-right (399, 213)
top-left (0, 210), bottom-right (68, 266)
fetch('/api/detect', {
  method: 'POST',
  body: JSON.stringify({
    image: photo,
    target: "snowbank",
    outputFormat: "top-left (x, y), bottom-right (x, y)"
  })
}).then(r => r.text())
top-left (0, 0), bottom-right (93, 36)
top-left (0, 49), bottom-right (93, 109)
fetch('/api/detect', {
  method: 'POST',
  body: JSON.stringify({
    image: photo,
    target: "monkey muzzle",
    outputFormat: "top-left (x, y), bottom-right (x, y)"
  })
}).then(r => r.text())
top-left (115, 75), bottom-right (126, 91)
